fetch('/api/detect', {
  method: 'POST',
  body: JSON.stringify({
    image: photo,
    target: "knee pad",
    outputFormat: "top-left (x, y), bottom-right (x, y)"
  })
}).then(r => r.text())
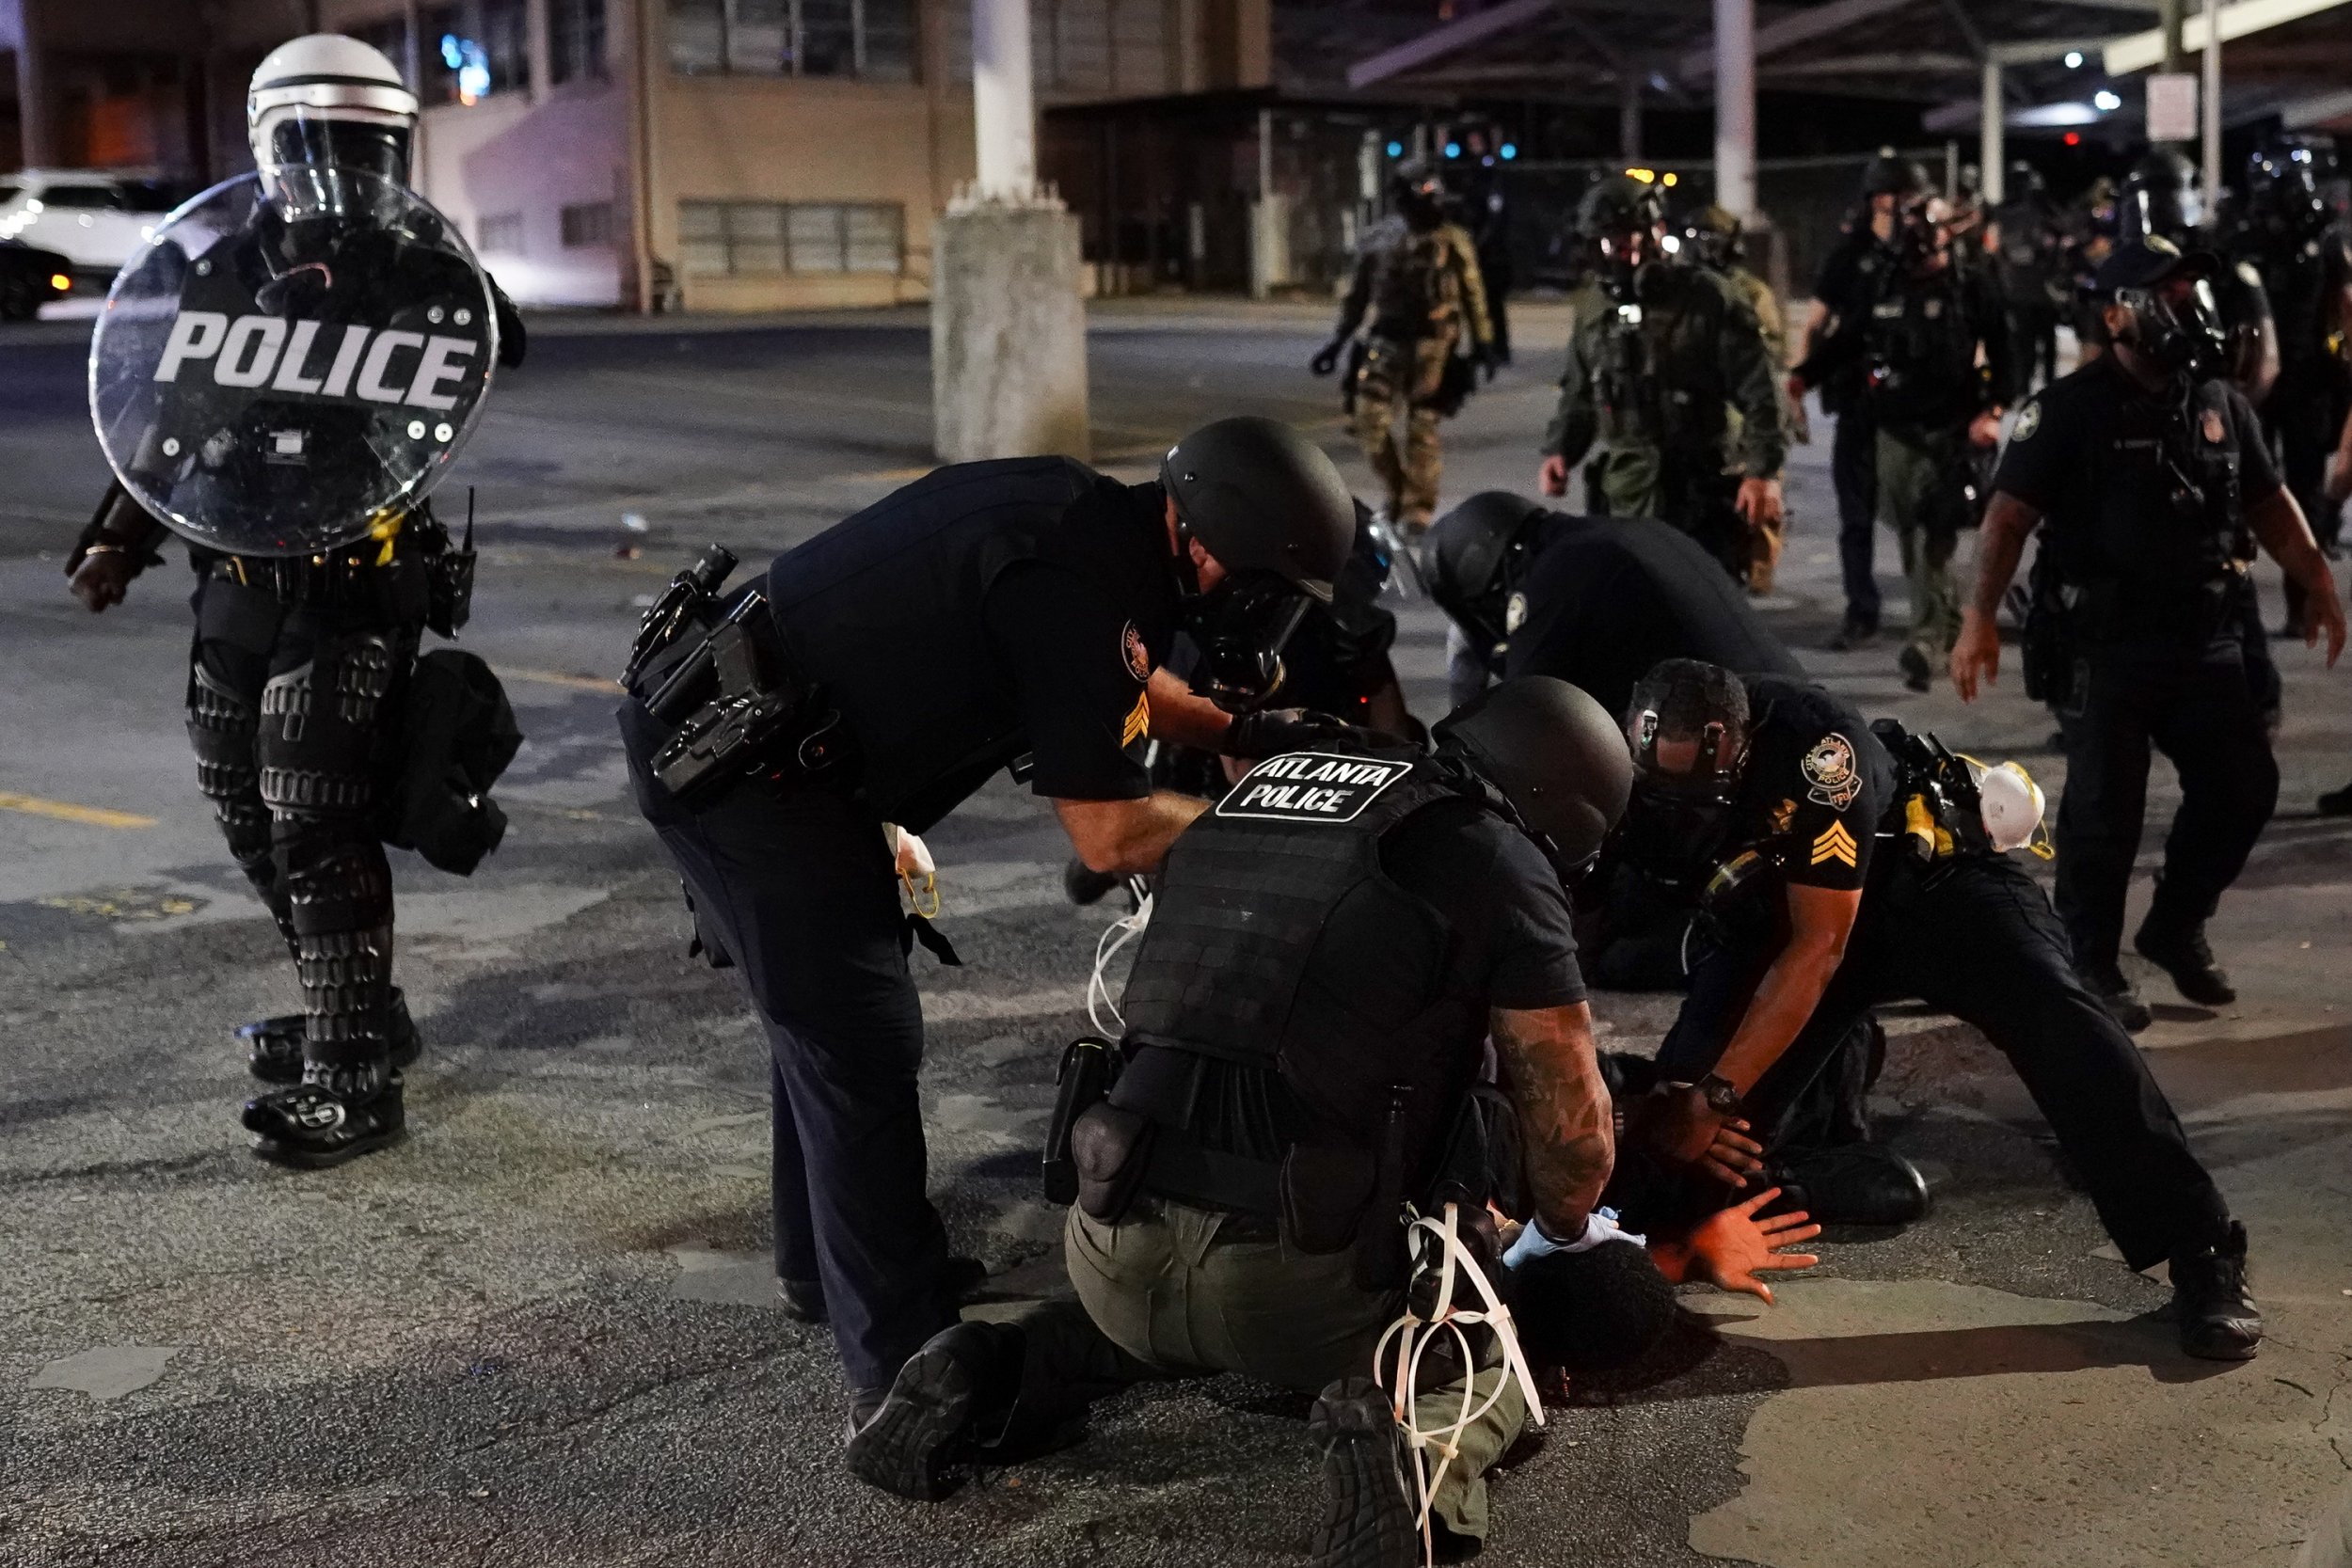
top-left (187, 666), bottom-right (273, 879)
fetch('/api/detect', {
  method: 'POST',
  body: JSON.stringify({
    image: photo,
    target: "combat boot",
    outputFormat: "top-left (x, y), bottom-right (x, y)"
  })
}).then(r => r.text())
top-left (242, 1064), bottom-right (405, 1169)
top-left (2169, 1220), bottom-right (2262, 1360)
top-left (2135, 912), bottom-right (2235, 1006)
top-left (1898, 644), bottom-right (1933, 693)
top-left (2084, 967), bottom-right (2153, 1033)
top-left (1769, 1145), bottom-right (1931, 1227)
top-left (845, 1321), bottom-right (1024, 1501)
top-left (243, 986), bottom-right (421, 1083)
top-left (1307, 1378), bottom-right (1421, 1568)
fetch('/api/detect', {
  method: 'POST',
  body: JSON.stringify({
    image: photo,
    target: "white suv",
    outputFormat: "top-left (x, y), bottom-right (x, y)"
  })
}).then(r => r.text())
top-left (0, 170), bottom-right (192, 278)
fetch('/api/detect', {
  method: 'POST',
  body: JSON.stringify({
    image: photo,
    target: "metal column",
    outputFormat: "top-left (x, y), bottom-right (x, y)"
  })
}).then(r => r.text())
top-left (1620, 75), bottom-right (1643, 162)
top-left (16, 0), bottom-right (53, 168)
top-left (972, 0), bottom-right (1040, 198)
top-left (2201, 0), bottom-right (2224, 212)
top-left (1712, 0), bottom-right (1756, 217)
top-left (1981, 59), bottom-right (2005, 205)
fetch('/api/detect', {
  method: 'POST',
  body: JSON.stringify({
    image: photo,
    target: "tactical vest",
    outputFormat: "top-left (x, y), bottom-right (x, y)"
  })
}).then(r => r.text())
top-left (1368, 226), bottom-right (1466, 341)
top-left (1111, 748), bottom-right (1494, 1257)
top-left (1863, 270), bottom-right (1983, 430)
top-left (761, 456), bottom-right (1162, 832)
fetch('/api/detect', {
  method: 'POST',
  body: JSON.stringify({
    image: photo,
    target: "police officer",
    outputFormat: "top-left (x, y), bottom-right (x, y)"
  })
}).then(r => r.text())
top-left (616, 416), bottom-right (1354, 1433)
top-left (1453, 123), bottom-right (1517, 364)
top-left (845, 678), bottom-right (1639, 1565)
top-left (2233, 136), bottom-right (2352, 637)
top-left (1795, 190), bottom-right (2012, 692)
top-left (1689, 204), bottom-right (1802, 593)
top-left (2098, 150), bottom-right (2280, 407)
top-left (1988, 161), bottom-right (2068, 394)
top-left (1620, 658), bottom-right (2265, 1359)
top-left (1952, 238), bottom-right (2345, 1032)
top-left (1427, 490), bottom-right (1801, 722)
top-left (65, 34), bottom-right (527, 1167)
top-left (1540, 176), bottom-right (1786, 584)
top-left (1313, 162), bottom-right (1494, 536)
top-left (1799, 151), bottom-right (1923, 649)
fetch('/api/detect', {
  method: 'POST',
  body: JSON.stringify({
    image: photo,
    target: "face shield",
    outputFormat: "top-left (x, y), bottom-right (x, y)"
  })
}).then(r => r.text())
top-left (1615, 701), bottom-right (1749, 885)
top-left (258, 106), bottom-right (415, 223)
top-left (1181, 568), bottom-right (1313, 713)
top-left (2117, 273), bottom-right (2226, 378)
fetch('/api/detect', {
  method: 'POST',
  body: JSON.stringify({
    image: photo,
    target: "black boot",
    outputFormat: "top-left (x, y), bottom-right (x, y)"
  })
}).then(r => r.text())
top-left (1898, 643), bottom-right (1933, 693)
top-left (2319, 781), bottom-right (2352, 816)
top-left (243, 1063), bottom-right (405, 1169)
top-left (244, 987), bottom-right (421, 1083)
top-left (1770, 1144), bottom-right (1931, 1227)
top-left (2135, 912), bottom-right (2236, 1006)
top-left (845, 1321), bottom-right (1023, 1501)
top-left (2085, 967), bottom-right (2153, 1033)
top-left (2169, 1221), bottom-right (2262, 1361)
top-left (1307, 1378), bottom-right (1420, 1568)
top-left (1827, 617), bottom-right (1879, 652)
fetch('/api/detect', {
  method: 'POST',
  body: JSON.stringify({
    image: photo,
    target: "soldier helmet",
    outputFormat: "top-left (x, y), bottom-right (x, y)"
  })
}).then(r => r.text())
top-left (1578, 174), bottom-right (1666, 237)
top-left (1688, 203), bottom-right (1745, 266)
top-left (1860, 148), bottom-right (1931, 199)
top-left (1161, 417), bottom-right (1355, 603)
top-left (1390, 159), bottom-right (1449, 227)
top-left (2121, 148), bottom-right (2203, 244)
top-left (247, 34), bottom-right (419, 189)
top-left (1434, 676), bottom-right (1633, 868)
top-left (1428, 491), bottom-right (1547, 652)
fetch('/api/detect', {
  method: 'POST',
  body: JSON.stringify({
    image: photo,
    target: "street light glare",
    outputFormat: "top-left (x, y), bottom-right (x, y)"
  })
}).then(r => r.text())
top-left (2093, 88), bottom-right (2122, 111)
top-left (2064, 50), bottom-right (2085, 68)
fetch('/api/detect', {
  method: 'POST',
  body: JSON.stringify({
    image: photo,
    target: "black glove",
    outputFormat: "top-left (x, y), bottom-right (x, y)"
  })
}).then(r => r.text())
top-left (1310, 340), bottom-right (1345, 377)
top-left (1471, 344), bottom-right (1498, 384)
top-left (1224, 707), bottom-right (1373, 761)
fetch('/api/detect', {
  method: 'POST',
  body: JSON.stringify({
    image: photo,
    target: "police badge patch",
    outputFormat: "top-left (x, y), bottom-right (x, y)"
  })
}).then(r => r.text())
top-left (1802, 733), bottom-right (1863, 810)
top-left (1121, 621), bottom-right (1152, 684)
top-left (2012, 402), bottom-right (2042, 441)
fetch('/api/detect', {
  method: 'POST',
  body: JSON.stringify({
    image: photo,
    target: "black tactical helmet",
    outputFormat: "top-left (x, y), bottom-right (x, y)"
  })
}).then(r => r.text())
top-left (1860, 148), bottom-right (1931, 199)
top-left (1435, 676), bottom-right (1633, 867)
top-left (2121, 148), bottom-right (2202, 244)
top-left (2007, 159), bottom-right (2046, 201)
top-left (1428, 491), bottom-right (1546, 655)
top-left (1161, 417), bottom-right (1355, 603)
top-left (2246, 135), bottom-right (2339, 240)
top-left (1578, 174), bottom-right (1665, 237)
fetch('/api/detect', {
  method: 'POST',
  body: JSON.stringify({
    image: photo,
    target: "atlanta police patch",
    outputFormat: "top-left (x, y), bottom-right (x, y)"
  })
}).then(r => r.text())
top-left (1215, 752), bottom-right (1413, 824)
top-left (2012, 401), bottom-right (2042, 442)
top-left (1802, 733), bottom-right (1863, 811)
top-left (1121, 621), bottom-right (1151, 684)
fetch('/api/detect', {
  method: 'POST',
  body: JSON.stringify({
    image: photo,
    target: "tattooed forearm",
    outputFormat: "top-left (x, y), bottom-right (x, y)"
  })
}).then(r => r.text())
top-left (1490, 1003), bottom-right (1615, 1238)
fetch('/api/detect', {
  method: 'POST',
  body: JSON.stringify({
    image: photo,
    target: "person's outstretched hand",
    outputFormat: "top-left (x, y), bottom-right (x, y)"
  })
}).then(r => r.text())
top-left (1682, 1188), bottom-right (1820, 1304)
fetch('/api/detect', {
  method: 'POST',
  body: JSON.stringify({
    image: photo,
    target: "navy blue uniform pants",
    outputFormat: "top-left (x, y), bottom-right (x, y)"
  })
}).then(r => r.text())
top-left (2053, 634), bottom-right (2278, 975)
top-left (1657, 855), bottom-right (2228, 1271)
top-left (621, 703), bottom-right (957, 1395)
top-left (1831, 405), bottom-right (1881, 628)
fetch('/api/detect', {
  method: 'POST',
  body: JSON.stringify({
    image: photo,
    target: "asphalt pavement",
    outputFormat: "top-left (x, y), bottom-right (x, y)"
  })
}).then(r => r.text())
top-left (4, 297), bottom-right (2350, 1568)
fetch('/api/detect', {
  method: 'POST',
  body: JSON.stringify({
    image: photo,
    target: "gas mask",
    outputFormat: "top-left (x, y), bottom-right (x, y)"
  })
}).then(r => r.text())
top-left (1615, 708), bottom-right (1746, 888)
top-left (2116, 276), bottom-right (2226, 379)
top-left (1895, 198), bottom-right (1951, 274)
top-left (1596, 227), bottom-right (1652, 303)
top-left (1182, 569), bottom-right (1312, 713)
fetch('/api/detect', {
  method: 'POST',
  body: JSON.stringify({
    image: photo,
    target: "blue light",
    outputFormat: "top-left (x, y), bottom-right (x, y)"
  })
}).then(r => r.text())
top-left (440, 32), bottom-right (463, 68)
top-left (1444, 141), bottom-right (1462, 158)
top-left (1499, 142), bottom-right (1518, 160)
top-left (1386, 140), bottom-right (1404, 158)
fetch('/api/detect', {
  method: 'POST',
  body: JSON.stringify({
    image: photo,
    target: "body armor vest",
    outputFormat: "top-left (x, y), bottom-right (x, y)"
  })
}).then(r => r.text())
top-left (1114, 749), bottom-right (1494, 1241)
top-left (1368, 224), bottom-right (1467, 341)
top-left (760, 456), bottom-right (1158, 832)
top-left (1863, 269), bottom-right (1982, 430)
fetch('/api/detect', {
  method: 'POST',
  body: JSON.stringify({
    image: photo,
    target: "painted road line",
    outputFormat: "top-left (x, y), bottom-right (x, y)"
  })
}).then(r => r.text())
top-left (501, 667), bottom-right (627, 694)
top-left (0, 792), bottom-right (156, 830)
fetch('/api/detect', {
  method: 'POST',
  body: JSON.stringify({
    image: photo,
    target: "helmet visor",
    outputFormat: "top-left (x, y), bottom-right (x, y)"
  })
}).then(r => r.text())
top-left (268, 113), bottom-right (412, 186)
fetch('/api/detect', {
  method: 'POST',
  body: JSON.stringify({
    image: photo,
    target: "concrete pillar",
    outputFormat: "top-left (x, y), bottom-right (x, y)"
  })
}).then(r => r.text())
top-left (1620, 74), bottom-right (1642, 162)
top-left (972, 0), bottom-right (1038, 198)
top-left (1249, 105), bottom-right (1289, 298)
top-left (1981, 59), bottom-right (2005, 205)
top-left (2201, 0), bottom-right (2223, 214)
top-left (527, 0), bottom-right (553, 103)
top-left (1712, 0), bottom-right (1756, 218)
top-left (16, 0), bottom-right (54, 168)
top-left (930, 0), bottom-right (1090, 460)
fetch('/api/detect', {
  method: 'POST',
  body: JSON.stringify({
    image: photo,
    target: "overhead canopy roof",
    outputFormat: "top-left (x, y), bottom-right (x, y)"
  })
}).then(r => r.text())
top-left (1279, 0), bottom-right (2352, 135)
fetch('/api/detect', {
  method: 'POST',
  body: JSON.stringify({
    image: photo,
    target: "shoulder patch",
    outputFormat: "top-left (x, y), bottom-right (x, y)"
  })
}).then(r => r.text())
top-left (1504, 591), bottom-right (1528, 634)
top-left (1216, 752), bottom-right (1414, 825)
top-left (1121, 620), bottom-right (1151, 684)
top-left (1802, 733), bottom-right (1864, 811)
top-left (2011, 401), bottom-right (2042, 441)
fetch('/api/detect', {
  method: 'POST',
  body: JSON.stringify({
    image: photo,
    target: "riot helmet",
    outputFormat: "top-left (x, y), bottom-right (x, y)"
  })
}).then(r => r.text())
top-left (2245, 135), bottom-right (2340, 244)
top-left (2120, 149), bottom-right (2203, 245)
top-left (247, 35), bottom-right (419, 218)
top-left (1427, 491), bottom-right (1548, 670)
top-left (1161, 417), bottom-right (1358, 711)
top-left (1433, 676), bottom-right (1632, 871)
top-left (1687, 204), bottom-right (1744, 271)
top-left (2006, 160), bottom-right (2046, 203)
top-left (1580, 175), bottom-right (1666, 298)
top-left (1391, 160), bottom-right (1449, 231)
top-left (2095, 237), bottom-right (2226, 378)
top-left (1860, 149), bottom-right (1931, 201)
top-left (1614, 659), bottom-right (1751, 883)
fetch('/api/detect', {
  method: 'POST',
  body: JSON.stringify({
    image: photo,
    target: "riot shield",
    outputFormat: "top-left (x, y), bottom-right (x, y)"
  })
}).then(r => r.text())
top-left (88, 170), bottom-right (500, 557)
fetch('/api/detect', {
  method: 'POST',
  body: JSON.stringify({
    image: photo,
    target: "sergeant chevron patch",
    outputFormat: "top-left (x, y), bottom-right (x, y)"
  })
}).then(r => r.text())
top-left (1811, 821), bottom-right (1859, 867)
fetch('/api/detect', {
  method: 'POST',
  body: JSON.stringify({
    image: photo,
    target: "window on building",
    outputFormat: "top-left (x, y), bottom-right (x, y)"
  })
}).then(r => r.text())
top-left (561, 201), bottom-right (615, 247)
top-left (669, 0), bottom-right (915, 81)
top-left (479, 212), bottom-right (526, 253)
top-left (677, 200), bottom-right (904, 275)
top-left (551, 0), bottom-right (609, 83)
top-left (422, 1), bottom-right (532, 104)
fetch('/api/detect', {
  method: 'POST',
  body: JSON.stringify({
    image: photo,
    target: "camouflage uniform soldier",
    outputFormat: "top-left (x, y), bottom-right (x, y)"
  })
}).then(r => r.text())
top-left (1540, 177), bottom-right (1787, 582)
top-left (1691, 204), bottom-right (1801, 593)
top-left (1313, 163), bottom-right (1494, 534)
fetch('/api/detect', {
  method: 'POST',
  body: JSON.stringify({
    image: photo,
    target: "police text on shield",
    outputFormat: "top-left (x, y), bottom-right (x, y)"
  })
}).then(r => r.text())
top-left (151, 310), bottom-right (478, 411)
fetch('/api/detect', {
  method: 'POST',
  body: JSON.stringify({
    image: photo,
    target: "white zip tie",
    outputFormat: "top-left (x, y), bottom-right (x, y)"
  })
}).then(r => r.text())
top-left (1086, 891), bottom-right (1152, 1037)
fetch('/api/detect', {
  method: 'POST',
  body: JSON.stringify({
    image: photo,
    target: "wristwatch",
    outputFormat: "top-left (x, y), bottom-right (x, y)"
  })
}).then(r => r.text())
top-left (1695, 1073), bottom-right (1743, 1115)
